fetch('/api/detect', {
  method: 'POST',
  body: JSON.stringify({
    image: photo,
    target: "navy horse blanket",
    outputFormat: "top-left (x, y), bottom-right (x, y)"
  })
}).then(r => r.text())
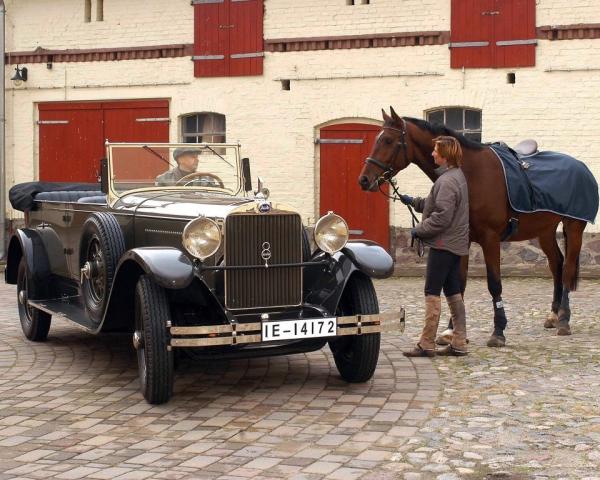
top-left (490, 144), bottom-right (599, 224)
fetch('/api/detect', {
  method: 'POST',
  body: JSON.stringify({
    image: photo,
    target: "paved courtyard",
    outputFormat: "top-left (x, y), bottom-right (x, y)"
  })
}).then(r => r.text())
top-left (0, 276), bottom-right (599, 480)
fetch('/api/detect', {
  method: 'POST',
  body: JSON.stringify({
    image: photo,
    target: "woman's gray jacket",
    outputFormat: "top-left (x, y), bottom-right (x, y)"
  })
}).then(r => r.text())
top-left (410, 167), bottom-right (469, 256)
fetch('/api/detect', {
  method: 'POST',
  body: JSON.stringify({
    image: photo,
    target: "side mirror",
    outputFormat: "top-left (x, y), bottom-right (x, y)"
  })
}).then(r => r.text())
top-left (100, 158), bottom-right (109, 194)
top-left (241, 157), bottom-right (252, 192)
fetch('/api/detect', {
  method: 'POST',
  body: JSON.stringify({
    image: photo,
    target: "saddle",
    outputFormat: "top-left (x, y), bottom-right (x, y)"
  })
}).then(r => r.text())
top-left (512, 139), bottom-right (538, 156)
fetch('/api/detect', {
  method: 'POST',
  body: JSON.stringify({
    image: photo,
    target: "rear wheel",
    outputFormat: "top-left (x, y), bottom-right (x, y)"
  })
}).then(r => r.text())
top-left (329, 274), bottom-right (381, 383)
top-left (134, 275), bottom-right (174, 404)
top-left (16, 258), bottom-right (51, 341)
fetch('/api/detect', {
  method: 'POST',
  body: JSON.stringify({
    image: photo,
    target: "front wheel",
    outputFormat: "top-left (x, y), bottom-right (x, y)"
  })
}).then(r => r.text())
top-left (16, 258), bottom-right (51, 341)
top-left (134, 275), bottom-right (174, 404)
top-left (329, 274), bottom-right (381, 383)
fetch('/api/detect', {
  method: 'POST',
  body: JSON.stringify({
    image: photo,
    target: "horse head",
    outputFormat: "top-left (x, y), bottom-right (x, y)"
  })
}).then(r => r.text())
top-left (358, 107), bottom-right (412, 192)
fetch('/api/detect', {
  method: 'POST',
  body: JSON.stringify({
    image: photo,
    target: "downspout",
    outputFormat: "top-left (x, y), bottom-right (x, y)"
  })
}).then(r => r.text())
top-left (0, 1), bottom-right (5, 260)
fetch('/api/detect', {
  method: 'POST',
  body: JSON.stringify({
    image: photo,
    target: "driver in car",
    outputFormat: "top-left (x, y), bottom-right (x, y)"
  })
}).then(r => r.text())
top-left (155, 147), bottom-right (202, 186)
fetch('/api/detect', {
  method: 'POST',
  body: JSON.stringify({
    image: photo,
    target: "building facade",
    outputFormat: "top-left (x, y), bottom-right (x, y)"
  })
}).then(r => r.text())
top-left (4, 0), bottom-right (600, 274)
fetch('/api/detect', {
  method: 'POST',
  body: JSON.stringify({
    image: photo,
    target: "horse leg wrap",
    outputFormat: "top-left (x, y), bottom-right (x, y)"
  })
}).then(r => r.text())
top-left (558, 289), bottom-right (571, 324)
top-left (493, 298), bottom-right (507, 337)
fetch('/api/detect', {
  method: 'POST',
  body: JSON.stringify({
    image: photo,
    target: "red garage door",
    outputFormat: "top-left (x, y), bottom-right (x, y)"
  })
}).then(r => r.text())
top-left (39, 99), bottom-right (169, 183)
top-left (319, 123), bottom-right (389, 250)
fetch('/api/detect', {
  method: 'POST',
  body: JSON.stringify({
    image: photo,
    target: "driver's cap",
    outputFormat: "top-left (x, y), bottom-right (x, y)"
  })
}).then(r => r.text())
top-left (173, 147), bottom-right (202, 160)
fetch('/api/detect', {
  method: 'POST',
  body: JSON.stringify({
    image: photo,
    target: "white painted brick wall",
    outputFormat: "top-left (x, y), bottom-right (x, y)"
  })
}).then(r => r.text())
top-left (4, 0), bottom-right (600, 232)
top-left (264, 0), bottom-right (449, 38)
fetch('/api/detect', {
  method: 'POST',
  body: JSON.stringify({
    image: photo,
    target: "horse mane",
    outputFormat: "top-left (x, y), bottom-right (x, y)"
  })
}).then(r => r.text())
top-left (402, 117), bottom-right (485, 150)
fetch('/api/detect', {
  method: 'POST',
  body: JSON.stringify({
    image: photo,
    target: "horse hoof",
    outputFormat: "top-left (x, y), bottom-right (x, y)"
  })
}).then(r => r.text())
top-left (544, 312), bottom-right (558, 329)
top-left (487, 335), bottom-right (506, 348)
top-left (557, 324), bottom-right (572, 336)
top-left (435, 329), bottom-right (453, 345)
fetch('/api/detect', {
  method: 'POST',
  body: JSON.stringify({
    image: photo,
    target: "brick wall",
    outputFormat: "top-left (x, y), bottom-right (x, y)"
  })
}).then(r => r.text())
top-left (4, 0), bottom-right (600, 257)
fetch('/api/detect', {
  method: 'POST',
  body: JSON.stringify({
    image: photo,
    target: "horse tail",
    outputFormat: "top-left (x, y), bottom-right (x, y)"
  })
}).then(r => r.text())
top-left (562, 220), bottom-right (582, 291)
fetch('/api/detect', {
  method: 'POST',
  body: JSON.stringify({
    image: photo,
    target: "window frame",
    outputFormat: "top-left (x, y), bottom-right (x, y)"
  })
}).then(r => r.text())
top-left (180, 112), bottom-right (227, 144)
top-left (425, 107), bottom-right (482, 142)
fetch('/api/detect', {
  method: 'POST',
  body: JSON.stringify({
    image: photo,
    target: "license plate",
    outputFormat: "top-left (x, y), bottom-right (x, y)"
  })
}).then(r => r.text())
top-left (262, 318), bottom-right (337, 342)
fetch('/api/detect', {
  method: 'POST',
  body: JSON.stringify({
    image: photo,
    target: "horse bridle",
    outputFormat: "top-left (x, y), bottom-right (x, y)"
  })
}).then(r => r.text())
top-left (364, 121), bottom-right (424, 257)
top-left (365, 123), bottom-right (410, 181)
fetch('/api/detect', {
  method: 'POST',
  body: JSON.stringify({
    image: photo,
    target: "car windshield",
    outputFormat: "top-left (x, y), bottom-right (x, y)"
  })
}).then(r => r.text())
top-left (108, 143), bottom-right (241, 195)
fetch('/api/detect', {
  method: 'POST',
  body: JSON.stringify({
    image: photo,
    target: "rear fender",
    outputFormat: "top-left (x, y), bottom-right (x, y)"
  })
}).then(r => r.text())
top-left (100, 248), bottom-right (194, 332)
top-left (5, 230), bottom-right (51, 291)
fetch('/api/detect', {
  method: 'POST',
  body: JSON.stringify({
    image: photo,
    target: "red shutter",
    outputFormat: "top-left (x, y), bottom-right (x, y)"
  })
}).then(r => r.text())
top-left (193, 0), bottom-right (263, 77)
top-left (229, 0), bottom-right (263, 76)
top-left (494, 0), bottom-right (536, 68)
top-left (194, 0), bottom-right (230, 77)
top-left (450, 0), bottom-right (495, 69)
top-left (451, 0), bottom-right (536, 68)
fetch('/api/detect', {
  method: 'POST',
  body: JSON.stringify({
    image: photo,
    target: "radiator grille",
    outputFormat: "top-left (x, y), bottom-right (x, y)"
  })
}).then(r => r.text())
top-left (225, 213), bottom-right (303, 309)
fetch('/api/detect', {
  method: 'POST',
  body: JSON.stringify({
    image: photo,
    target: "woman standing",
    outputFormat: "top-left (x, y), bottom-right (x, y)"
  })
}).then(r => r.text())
top-left (401, 135), bottom-right (470, 357)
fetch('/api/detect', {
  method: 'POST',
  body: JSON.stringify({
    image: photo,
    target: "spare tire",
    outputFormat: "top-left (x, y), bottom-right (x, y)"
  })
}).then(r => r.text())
top-left (80, 213), bottom-right (125, 326)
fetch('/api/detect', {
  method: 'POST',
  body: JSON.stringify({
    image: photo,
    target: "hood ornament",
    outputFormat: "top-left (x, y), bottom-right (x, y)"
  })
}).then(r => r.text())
top-left (258, 201), bottom-right (272, 213)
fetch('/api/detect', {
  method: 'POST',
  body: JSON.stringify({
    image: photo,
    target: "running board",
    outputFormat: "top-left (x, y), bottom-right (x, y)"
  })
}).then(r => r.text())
top-left (28, 296), bottom-right (97, 331)
top-left (170, 308), bottom-right (405, 348)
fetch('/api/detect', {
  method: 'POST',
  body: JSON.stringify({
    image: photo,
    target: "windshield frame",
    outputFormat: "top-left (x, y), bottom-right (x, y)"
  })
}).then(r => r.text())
top-left (105, 141), bottom-right (243, 202)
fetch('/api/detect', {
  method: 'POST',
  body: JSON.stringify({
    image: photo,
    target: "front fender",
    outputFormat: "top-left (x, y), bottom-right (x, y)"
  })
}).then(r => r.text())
top-left (5, 229), bottom-right (51, 288)
top-left (118, 247), bottom-right (194, 289)
top-left (341, 240), bottom-right (394, 279)
top-left (100, 247), bottom-right (194, 333)
top-left (303, 241), bottom-right (393, 315)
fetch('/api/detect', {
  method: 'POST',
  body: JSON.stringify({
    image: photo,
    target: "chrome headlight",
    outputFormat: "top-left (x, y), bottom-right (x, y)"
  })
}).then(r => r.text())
top-left (314, 212), bottom-right (349, 254)
top-left (182, 217), bottom-right (221, 260)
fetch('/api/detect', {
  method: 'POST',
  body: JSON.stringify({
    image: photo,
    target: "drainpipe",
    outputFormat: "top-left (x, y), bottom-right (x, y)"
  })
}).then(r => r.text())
top-left (0, 1), bottom-right (5, 260)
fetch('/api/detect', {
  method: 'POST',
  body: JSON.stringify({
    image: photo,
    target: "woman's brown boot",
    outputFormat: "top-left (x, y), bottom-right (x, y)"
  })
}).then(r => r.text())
top-left (437, 294), bottom-right (468, 355)
top-left (403, 295), bottom-right (441, 357)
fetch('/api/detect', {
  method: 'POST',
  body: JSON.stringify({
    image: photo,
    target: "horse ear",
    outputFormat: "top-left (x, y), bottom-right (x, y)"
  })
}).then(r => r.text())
top-left (382, 108), bottom-right (391, 122)
top-left (390, 106), bottom-right (400, 121)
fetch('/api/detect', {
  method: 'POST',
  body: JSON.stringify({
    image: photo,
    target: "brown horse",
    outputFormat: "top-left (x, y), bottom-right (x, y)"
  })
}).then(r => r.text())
top-left (358, 107), bottom-right (588, 347)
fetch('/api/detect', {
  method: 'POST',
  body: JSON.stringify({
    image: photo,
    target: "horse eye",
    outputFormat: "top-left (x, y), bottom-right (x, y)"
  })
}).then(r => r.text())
top-left (384, 137), bottom-right (393, 145)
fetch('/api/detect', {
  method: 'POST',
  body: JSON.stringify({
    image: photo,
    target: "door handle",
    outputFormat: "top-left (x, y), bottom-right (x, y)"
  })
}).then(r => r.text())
top-left (349, 229), bottom-right (364, 235)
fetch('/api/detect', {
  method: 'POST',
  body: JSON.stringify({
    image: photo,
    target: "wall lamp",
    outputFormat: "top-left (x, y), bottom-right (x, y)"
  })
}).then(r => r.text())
top-left (11, 65), bottom-right (28, 86)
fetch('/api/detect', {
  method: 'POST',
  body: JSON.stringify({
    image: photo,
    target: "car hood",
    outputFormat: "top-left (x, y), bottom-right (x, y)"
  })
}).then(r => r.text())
top-left (116, 190), bottom-right (254, 219)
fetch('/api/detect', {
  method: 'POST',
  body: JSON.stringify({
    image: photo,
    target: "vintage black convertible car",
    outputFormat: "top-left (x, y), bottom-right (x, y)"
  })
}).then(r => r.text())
top-left (6, 142), bottom-right (404, 404)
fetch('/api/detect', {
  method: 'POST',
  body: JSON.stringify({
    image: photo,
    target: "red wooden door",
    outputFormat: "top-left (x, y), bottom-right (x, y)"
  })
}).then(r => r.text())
top-left (39, 100), bottom-right (169, 183)
top-left (39, 104), bottom-right (104, 183)
top-left (494, 0), bottom-right (536, 68)
top-left (319, 124), bottom-right (389, 250)
top-left (194, 0), bottom-right (229, 77)
top-left (451, 0), bottom-right (535, 68)
top-left (450, 0), bottom-right (495, 69)
top-left (194, 0), bottom-right (263, 77)
top-left (229, 0), bottom-right (263, 76)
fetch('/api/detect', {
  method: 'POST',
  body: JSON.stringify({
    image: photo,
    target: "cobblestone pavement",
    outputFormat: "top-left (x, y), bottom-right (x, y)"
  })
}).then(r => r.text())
top-left (0, 277), bottom-right (598, 479)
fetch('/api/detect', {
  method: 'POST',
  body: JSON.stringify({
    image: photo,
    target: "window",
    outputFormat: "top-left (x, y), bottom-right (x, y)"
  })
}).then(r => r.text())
top-left (193, 0), bottom-right (264, 77)
top-left (181, 113), bottom-right (226, 143)
top-left (84, 0), bottom-right (91, 22)
top-left (450, 0), bottom-right (536, 68)
top-left (84, 0), bottom-right (103, 22)
top-left (96, 0), bottom-right (104, 21)
top-left (426, 108), bottom-right (482, 142)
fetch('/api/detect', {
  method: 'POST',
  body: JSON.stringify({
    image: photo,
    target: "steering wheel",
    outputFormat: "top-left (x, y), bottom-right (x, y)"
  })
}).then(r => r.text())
top-left (176, 172), bottom-right (224, 188)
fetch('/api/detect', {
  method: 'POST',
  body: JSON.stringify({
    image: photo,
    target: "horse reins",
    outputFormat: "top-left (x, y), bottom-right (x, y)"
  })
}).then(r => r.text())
top-left (364, 122), bottom-right (424, 257)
